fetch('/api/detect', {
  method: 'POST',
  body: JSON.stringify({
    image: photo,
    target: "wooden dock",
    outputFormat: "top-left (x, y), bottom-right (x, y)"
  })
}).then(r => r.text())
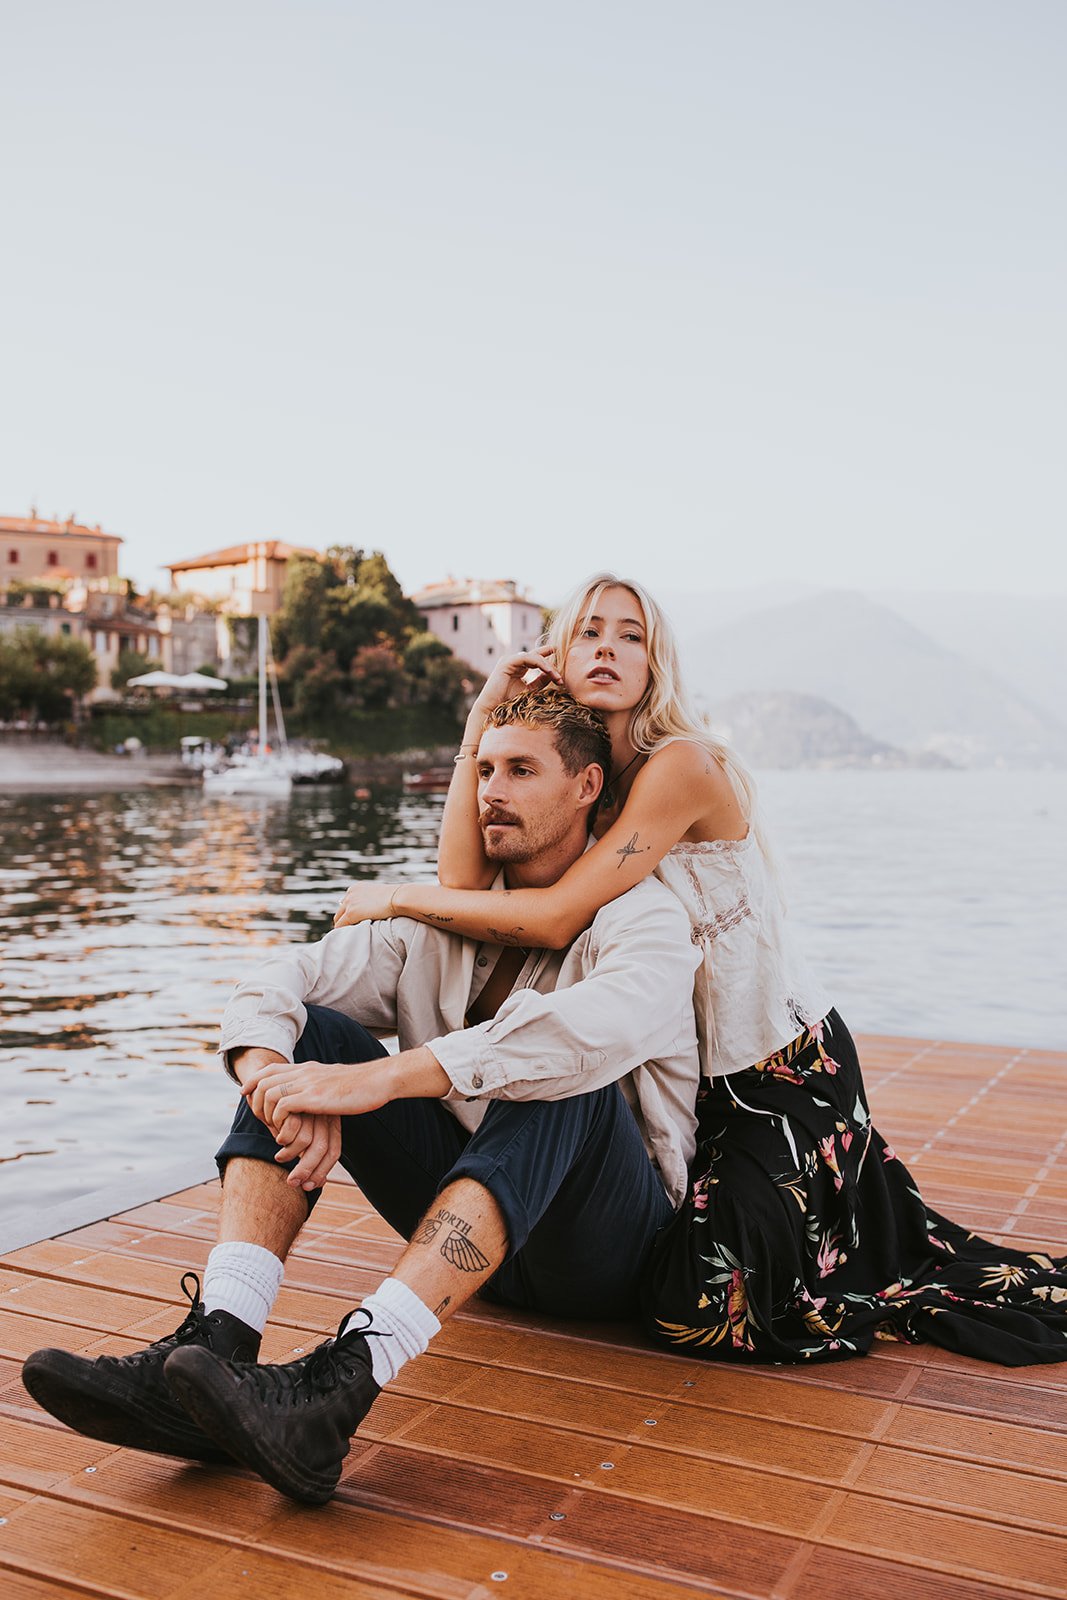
top-left (1, 1033), bottom-right (1065, 1599)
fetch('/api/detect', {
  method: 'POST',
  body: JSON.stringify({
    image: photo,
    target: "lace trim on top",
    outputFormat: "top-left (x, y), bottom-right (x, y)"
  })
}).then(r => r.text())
top-left (691, 893), bottom-right (752, 945)
top-left (669, 833), bottom-right (751, 857)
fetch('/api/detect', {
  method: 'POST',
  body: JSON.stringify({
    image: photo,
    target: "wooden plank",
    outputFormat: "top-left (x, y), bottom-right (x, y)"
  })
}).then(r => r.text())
top-left (0, 1031), bottom-right (1064, 1600)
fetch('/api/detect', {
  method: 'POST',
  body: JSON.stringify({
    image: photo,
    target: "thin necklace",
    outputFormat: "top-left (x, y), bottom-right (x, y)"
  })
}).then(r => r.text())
top-left (603, 749), bottom-right (644, 808)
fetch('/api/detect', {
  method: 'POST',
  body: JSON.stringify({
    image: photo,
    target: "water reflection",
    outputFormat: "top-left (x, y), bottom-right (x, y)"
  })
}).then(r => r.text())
top-left (2, 769), bottom-right (1064, 1225)
top-left (0, 785), bottom-right (444, 1218)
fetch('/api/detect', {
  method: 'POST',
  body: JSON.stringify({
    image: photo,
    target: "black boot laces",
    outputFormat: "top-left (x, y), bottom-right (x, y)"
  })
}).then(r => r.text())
top-left (234, 1308), bottom-right (387, 1407)
top-left (95, 1272), bottom-right (212, 1373)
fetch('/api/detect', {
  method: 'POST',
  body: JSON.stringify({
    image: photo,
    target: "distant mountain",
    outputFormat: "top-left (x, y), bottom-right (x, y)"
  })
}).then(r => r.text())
top-left (683, 590), bottom-right (1067, 768)
top-left (880, 591), bottom-right (1067, 726)
top-left (708, 690), bottom-right (952, 770)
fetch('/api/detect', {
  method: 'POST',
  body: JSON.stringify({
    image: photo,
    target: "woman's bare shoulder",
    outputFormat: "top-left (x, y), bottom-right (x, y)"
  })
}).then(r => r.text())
top-left (644, 740), bottom-right (746, 839)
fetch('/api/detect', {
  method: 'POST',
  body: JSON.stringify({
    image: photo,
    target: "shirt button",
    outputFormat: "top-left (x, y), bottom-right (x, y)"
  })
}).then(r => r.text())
top-left (471, 1074), bottom-right (483, 1089)
top-left (477, 957), bottom-right (488, 967)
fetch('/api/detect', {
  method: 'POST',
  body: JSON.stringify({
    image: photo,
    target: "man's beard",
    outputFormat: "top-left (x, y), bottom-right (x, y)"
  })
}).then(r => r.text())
top-left (479, 810), bottom-right (531, 861)
top-left (479, 806), bottom-right (573, 863)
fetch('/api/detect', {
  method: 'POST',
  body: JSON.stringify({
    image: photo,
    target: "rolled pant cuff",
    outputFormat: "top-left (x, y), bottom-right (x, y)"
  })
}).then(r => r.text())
top-left (214, 1127), bottom-right (325, 1213)
top-left (440, 1151), bottom-right (531, 1259)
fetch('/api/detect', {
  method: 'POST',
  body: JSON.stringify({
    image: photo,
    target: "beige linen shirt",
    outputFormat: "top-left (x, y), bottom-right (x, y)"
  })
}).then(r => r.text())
top-left (219, 874), bottom-right (701, 1207)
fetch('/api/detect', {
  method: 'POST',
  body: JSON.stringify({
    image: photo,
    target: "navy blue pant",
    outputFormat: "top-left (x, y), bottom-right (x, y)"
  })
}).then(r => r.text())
top-left (216, 1004), bottom-right (673, 1319)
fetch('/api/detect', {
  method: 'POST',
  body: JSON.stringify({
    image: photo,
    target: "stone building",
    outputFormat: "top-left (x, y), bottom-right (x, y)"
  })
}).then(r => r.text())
top-left (165, 540), bottom-right (321, 674)
top-left (410, 578), bottom-right (543, 678)
top-left (166, 541), bottom-right (319, 618)
top-left (0, 513), bottom-right (122, 583)
top-left (0, 579), bottom-right (165, 702)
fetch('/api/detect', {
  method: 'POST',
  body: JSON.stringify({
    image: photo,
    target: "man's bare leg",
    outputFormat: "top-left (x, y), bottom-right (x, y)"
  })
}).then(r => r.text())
top-left (390, 1177), bottom-right (509, 1320)
top-left (198, 1156), bottom-right (309, 1336)
top-left (336, 1178), bottom-right (509, 1391)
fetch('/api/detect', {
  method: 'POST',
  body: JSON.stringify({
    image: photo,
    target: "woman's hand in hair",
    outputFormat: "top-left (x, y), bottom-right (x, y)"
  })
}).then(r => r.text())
top-left (472, 646), bottom-right (562, 717)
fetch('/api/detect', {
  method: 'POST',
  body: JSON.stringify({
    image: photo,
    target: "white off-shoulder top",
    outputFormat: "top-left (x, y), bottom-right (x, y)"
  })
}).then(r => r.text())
top-left (654, 829), bottom-right (832, 1078)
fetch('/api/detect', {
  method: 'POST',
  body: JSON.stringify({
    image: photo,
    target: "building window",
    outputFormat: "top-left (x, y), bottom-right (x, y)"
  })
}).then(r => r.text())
top-left (486, 645), bottom-right (493, 656)
top-left (7, 549), bottom-right (17, 564)
top-left (60, 622), bottom-right (71, 636)
top-left (452, 614), bottom-right (460, 632)
top-left (47, 550), bottom-right (58, 567)
top-left (85, 552), bottom-right (97, 570)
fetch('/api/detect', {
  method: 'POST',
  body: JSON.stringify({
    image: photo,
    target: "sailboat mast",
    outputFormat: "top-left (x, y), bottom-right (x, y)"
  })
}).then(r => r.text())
top-left (258, 614), bottom-right (268, 753)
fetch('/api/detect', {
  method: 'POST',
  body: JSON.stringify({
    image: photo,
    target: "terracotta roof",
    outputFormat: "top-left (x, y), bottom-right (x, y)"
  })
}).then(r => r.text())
top-left (165, 541), bottom-right (320, 573)
top-left (0, 514), bottom-right (122, 543)
top-left (412, 578), bottom-right (539, 608)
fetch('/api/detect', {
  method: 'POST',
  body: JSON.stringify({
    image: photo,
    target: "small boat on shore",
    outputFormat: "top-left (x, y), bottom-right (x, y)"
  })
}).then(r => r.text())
top-left (203, 619), bottom-right (292, 797)
top-left (402, 766), bottom-right (453, 793)
top-left (201, 619), bottom-right (342, 796)
top-left (203, 755), bottom-right (294, 796)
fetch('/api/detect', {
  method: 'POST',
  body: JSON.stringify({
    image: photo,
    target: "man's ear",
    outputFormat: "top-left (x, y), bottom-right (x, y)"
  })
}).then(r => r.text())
top-left (575, 761), bottom-right (604, 814)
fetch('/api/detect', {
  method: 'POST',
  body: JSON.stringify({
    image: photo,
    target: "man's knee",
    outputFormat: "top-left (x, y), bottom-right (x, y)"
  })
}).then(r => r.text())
top-left (295, 1006), bottom-right (389, 1066)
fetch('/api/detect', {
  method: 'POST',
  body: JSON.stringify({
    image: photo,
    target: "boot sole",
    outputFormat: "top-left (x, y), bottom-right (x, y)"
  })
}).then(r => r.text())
top-left (22, 1349), bottom-right (229, 1462)
top-left (164, 1348), bottom-right (341, 1504)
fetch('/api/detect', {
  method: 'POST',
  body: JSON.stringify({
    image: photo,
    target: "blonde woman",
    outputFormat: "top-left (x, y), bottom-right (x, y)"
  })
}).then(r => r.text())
top-left (335, 574), bottom-right (1067, 1365)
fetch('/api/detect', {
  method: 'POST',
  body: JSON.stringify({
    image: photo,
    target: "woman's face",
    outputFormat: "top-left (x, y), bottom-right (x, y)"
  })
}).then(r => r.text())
top-left (562, 585), bottom-right (651, 717)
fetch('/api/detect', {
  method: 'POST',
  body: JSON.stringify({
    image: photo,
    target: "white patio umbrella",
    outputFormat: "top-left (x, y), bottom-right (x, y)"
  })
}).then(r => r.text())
top-left (126, 670), bottom-right (189, 689)
top-left (175, 672), bottom-right (227, 690)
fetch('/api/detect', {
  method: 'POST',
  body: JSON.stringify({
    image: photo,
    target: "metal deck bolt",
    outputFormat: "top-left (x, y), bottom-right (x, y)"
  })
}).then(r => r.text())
top-left (549, 1512), bottom-right (565, 1522)
top-left (600, 1461), bottom-right (615, 1470)
top-left (490, 1572), bottom-right (508, 1582)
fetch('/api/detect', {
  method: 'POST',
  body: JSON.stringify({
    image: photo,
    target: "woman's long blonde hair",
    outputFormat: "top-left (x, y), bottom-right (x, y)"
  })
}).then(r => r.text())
top-left (545, 572), bottom-right (771, 860)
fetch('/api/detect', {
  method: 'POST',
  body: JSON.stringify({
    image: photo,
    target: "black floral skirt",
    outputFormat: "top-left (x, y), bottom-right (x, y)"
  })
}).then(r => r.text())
top-left (642, 1011), bottom-right (1067, 1366)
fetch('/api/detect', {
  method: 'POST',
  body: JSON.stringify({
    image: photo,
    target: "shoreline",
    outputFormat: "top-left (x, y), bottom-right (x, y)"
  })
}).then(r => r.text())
top-left (1, 739), bottom-right (456, 791)
top-left (2, 741), bottom-right (197, 790)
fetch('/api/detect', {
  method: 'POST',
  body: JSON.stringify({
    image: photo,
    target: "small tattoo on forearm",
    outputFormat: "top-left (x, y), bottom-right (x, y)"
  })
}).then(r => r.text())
top-left (412, 1216), bottom-right (443, 1245)
top-left (616, 832), bottom-right (651, 869)
top-left (441, 1231), bottom-right (490, 1272)
top-left (434, 1296), bottom-right (451, 1317)
top-left (426, 912), bottom-right (455, 926)
top-left (487, 926), bottom-right (527, 947)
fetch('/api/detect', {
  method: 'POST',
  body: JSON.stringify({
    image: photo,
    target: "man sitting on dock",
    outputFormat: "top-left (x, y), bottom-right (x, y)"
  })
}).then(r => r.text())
top-left (24, 687), bottom-right (701, 1505)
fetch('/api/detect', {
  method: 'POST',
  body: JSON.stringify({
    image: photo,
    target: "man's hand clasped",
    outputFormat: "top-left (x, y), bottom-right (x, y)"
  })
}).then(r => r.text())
top-left (241, 1056), bottom-right (398, 1128)
top-left (235, 1047), bottom-right (451, 1192)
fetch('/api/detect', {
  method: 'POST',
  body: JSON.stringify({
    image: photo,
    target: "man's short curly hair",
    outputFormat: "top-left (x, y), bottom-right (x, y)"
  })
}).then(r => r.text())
top-left (482, 686), bottom-right (612, 782)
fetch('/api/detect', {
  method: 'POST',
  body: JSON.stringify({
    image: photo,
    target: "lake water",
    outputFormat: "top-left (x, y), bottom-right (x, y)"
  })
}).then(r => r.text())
top-left (2, 770), bottom-right (1064, 1226)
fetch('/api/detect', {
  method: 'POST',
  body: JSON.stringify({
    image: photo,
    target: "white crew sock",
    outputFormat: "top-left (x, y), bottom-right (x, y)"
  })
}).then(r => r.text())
top-left (202, 1241), bottom-right (285, 1335)
top-left (341, 1277), bottom-right (441, 1388)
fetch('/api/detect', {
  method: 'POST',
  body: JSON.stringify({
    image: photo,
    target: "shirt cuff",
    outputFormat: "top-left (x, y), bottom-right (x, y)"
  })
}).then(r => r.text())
top-left (217, 1024), bottom-right (297, 1081)
top-left (425, 1028), bottom-right (507, 1100)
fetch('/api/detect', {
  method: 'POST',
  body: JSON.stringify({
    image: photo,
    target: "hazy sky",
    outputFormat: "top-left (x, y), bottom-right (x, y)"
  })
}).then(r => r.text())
top-left (3, 2), bottom-right (1064, 603)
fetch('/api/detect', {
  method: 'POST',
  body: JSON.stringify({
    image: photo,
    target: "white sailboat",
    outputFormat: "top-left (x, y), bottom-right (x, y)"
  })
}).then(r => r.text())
top-left (203, 616), bottom-right (293, 797)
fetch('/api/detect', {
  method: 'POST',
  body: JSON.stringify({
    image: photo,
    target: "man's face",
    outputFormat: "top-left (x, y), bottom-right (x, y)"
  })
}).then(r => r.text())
top-left (476, 724), bottom-right (586, 863)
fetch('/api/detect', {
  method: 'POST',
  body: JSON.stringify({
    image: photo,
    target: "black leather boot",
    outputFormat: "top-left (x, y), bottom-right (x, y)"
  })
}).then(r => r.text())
top-left (164, 1311), bottom-right (381, 1504)
top-left (22, 1271), bottom-right (260, 1461)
